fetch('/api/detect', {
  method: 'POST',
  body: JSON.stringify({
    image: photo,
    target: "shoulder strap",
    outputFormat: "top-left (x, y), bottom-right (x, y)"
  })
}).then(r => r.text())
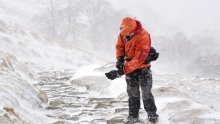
top-left (124, 32), bottom-right (137, 42)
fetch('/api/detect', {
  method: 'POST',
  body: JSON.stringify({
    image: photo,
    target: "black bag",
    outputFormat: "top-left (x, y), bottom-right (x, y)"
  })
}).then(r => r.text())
top-left (144, 47), bottom-right (159, 64)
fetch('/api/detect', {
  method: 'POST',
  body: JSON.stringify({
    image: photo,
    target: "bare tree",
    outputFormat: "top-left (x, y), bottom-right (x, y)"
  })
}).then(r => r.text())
top-left (50, 0), bottom-right (56, 39)
top-left (34, 0), bottom-right (126, 52)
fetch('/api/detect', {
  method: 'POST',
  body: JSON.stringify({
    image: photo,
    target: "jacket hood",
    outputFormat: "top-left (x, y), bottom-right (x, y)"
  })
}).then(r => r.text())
top-left (120, 17), bottom-right (137, 36)
top-left (120, 17), bottom-right (143, 36)
top-left (135, 20), bottom-right (142, 32)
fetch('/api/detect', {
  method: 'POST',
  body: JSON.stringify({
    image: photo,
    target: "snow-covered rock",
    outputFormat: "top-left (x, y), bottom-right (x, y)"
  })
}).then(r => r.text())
top-left (0, 51), bottom-right (53, 123)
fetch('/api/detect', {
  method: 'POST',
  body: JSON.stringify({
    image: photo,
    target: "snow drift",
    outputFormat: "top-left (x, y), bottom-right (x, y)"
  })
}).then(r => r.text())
top-left (71, 64), bottom-right (220, 124)
top-left (0, 51), bottom-right (53, 123)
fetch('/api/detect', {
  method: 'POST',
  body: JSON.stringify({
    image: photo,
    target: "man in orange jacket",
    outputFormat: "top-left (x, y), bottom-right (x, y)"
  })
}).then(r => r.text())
top-left (105, 17), bottom-right (158, 123)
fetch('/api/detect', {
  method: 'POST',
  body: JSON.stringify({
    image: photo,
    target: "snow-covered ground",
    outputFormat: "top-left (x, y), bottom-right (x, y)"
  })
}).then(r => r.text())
top-left (28, 63), bottom-right (220, 124)
top-left (0, 0), bottom-right (220, 123)
top-left (0, 20), bottom-right (102, 69)
top-left (0, 51), bottom-right (52, 123)
top-left (1, 54), bottom-right (220, 123)
top-left (70, 64), bottom-right (220, 124)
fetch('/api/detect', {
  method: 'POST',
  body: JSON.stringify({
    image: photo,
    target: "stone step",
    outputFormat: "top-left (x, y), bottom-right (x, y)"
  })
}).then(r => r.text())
top-left (37, 71), bottom-right (131, 124)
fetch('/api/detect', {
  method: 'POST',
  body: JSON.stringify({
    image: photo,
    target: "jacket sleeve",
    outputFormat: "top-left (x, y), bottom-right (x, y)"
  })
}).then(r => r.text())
top-left (116, 35), bottom-right (125, 59)
top-left (124, 33), bottom-right (151, 74)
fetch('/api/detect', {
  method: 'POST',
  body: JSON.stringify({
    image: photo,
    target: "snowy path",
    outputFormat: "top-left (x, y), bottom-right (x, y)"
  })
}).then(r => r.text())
top-left (34, 66), bottom-right (220, 124)
top-left (35, 70), bottom-right (132, 124)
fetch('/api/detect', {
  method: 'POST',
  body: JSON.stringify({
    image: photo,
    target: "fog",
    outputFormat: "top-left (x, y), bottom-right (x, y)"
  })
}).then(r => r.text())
top-left (109, 0), bottom-right (220, 37)
top-left (108, 0), bottom-right (220, 77)
top-left (4, 0), bottom-right (218, 77)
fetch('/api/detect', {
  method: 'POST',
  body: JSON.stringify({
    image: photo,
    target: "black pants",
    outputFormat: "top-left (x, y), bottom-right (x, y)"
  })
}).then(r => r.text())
top-left (126, 68), bottom-right (157, 118)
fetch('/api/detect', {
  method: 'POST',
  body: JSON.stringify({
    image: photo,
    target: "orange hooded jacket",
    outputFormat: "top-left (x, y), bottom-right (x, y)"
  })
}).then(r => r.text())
top-left (116, 17), bottom-right (151, 74)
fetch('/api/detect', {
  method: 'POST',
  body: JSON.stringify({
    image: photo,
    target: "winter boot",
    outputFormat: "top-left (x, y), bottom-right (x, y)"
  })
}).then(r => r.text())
top-left (125, 116), bottom-right (140, 124)
top-left (148, 114), bottom-right (158, 123)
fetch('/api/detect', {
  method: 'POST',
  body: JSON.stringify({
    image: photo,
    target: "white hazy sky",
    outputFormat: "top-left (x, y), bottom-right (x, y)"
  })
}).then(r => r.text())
top-left (108, 0), bottom-right (220, 37)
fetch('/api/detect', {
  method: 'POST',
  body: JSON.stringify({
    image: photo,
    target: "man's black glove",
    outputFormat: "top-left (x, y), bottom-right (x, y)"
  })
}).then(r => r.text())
top-left (105, 56), bottom-right (125, 80)
top-left (144, 47), bottom-right (159, 64)
top-left (116, 57), bottom-right (124, 70)
top-left (105, 68), bottom-right (124, 80)
top-left (105, 70), bottom-right (120, 80)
